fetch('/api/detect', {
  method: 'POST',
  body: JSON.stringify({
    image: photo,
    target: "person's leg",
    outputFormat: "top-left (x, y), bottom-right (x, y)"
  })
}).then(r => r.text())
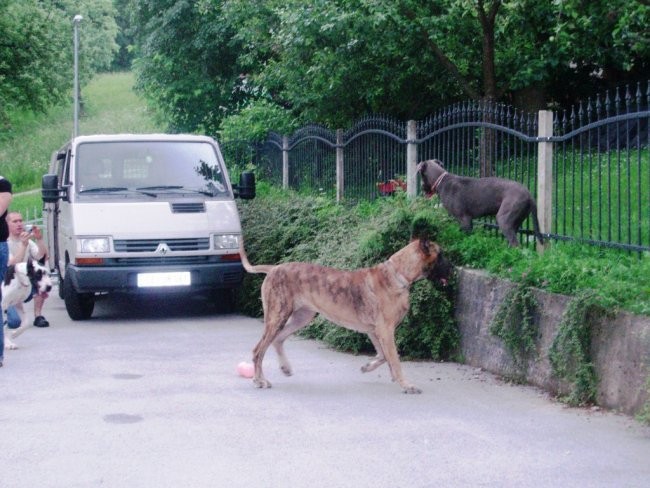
top-left (33, 294), bottom-right (49, 327)
top-left (0, 241), bottom-right (8, 364)
top-left (7, 306), bottom-right (21, 329)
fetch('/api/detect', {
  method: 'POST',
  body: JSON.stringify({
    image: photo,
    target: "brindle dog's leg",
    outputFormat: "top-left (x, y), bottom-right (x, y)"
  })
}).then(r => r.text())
top-left (272, 308), bottom-right (316, 376)
top-left (361, 331), bottom-right (387, 373)
top-left (376, 326), bottom-right (421, 394)
top-left (252, 305), bottom-right (292, 389)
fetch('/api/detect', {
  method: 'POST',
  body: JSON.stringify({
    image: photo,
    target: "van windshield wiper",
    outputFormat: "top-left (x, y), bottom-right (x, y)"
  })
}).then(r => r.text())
top-left (136, 185), bottom-right (183, 191)
top-left (136, 185), bottom-right (216, 196)
top-left (80, 187), bottom-right (157, 197)
top-left (79, 186), bottom-right (129, 193)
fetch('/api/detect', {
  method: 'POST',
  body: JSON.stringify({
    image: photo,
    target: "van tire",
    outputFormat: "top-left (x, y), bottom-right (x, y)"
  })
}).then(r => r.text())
top-left (63, 268), bottom-right (95, 320)
top-left (58, 274), bottom-right (65, 299)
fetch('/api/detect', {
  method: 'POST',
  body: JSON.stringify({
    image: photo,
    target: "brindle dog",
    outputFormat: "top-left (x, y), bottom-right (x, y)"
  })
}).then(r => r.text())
top-left (417, 159), bottom-right (544, 247)
top-left (239, 238), bottom-right (452, 393)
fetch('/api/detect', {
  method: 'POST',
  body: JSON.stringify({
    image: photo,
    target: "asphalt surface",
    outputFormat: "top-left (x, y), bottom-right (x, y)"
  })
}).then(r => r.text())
top-left (1, 292), bottom-right (649, 488)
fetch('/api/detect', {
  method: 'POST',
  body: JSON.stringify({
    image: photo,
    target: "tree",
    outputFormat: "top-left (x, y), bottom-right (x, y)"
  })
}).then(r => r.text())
top-left (0, 1), bottom-right (69, 120)
top-left (0, 0), bottom-right (119, 125)
top-left (129, 0), bottom-right (649, 133)
top-left (130, 0), bottom-right (249, 134)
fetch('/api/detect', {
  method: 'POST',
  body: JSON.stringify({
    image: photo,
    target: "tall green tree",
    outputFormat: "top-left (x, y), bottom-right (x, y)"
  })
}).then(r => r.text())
top-left (0, 0), bottom-right (119, 125)
top-left (129, 0), bottom-right (648, 132)
top-left (130, 0), bottom-right (249, 134)
top-left (0, 1), bottom-right (68, 119)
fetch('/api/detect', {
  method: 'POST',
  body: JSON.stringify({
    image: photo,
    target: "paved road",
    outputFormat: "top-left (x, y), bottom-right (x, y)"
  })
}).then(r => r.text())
top-left (1, 292), bottom-right (649, 487)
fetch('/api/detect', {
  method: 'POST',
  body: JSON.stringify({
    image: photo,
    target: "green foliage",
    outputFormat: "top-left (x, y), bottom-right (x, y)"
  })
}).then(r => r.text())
top-left (128, 0), bottom-right (648, 130)
top-left (489, 283), bottom-right (538, 379)
top-left (0, 0), bottom-right (118, 125)
top-left (131, 0), bottom-right (247, 133)
top-left (238, 192), bottom-right (460, 360)
top-left (220, 99), bottom-right (298, 143)
top-left (399, 280), bottom-right (458, 360)
top-left (548, 291), bottom-right (602, 406)
top-left (432, 208), bottom-right (650, 316)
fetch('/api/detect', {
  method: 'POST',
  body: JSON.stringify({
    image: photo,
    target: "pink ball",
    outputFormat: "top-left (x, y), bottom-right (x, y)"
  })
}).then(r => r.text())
top-left (237, 361), bottom-right (255, 378)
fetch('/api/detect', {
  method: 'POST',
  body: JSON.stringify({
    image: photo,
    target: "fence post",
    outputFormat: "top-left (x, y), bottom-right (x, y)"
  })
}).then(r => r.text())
top-left (406, 120), bottom-right (418, 197)
top-left (282, 136), bottom-right (289, 190)
top-left (336, 129), bottom-right (344, 203)
top-left (537, 110), bottom-right (553, 253)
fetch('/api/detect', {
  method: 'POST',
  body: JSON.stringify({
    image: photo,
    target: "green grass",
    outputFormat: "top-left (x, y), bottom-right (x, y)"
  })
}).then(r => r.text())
top-left (553, 150), bottom-right (649, 249)
top-left (2, 71), bottom-right (165, 217)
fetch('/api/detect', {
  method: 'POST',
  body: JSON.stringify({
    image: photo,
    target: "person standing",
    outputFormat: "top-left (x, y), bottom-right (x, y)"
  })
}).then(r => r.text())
top-left (0, 175), bottom-right (13, 366)
top-left (6, 211), bottom-right (50, 328)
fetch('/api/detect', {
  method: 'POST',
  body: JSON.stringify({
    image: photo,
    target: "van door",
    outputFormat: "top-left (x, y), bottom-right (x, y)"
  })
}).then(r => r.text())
top-left (44, 148), bottom-right (69, 274)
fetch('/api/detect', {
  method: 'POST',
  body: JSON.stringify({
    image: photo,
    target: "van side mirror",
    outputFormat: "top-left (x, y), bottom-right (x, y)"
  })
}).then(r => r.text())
top-left (235, 171), bottom-right (256, 200)
top-left (42, 174), bottom-right (60, 203)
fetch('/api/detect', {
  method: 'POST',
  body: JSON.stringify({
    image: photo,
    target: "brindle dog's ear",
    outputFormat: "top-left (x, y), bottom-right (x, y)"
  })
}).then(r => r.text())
top-left (419, 238), bottom-right (431, 256)
top-left (410, 215), bottom-right (438, 242)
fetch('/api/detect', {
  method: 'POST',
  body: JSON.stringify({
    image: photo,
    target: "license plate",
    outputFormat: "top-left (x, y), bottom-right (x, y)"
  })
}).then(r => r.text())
top-left (137, 272), bottom-right (191, 287)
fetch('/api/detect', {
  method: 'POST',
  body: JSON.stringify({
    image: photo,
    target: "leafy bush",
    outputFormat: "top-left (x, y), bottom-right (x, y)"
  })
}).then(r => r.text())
top-left (489, 283), bottom-right (539, 378)
top-left (548, 291), bottom-right (603, 406)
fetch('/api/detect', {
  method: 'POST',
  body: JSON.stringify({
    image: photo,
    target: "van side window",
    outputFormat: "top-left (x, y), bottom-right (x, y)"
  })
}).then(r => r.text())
top-left (61, 150), bottom-right (71, 185)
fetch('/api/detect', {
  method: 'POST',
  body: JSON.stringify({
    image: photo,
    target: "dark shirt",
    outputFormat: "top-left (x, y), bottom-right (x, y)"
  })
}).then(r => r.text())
top-left (0, 176), bottom-right (12, 241)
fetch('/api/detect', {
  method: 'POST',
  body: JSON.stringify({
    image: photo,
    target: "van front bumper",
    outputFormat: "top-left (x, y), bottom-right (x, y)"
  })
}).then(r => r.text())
top-left (65, 262), bottom-right (244, 293)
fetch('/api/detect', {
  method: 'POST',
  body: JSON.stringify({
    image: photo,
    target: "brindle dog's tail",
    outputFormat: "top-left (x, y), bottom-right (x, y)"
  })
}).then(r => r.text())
top-left (530, 201), bottom-right (545, 245)
top-left (239, 239), bottom-right (274, 274)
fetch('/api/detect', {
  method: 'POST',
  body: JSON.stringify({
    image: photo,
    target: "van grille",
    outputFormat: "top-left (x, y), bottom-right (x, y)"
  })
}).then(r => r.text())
top-left (114, 238), bottom-right (210, 252)
top-left (171, 202), bottom-right (205, 213)
top-left (112, 256), bottom-right (214, 266)
top-left (222, 270), bottom-right (243, 284)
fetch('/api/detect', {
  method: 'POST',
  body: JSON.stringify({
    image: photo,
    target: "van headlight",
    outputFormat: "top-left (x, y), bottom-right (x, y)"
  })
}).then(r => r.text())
top-left (78, 237), bottom-right (110, 253)
top-left (213, 234), bottom-right (239, 250)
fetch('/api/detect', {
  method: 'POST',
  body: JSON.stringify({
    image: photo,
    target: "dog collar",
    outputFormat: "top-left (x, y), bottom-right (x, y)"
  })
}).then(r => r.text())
top-left (430, 172), bottom-right (448, 194)
top-left (386, 259), bottom-right (410, 289)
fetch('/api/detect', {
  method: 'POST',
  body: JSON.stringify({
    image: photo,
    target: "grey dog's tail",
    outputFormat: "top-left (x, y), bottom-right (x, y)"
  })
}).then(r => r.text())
top-left (239, 239), bottom-right (274, 274)
top-left (530, 201), bottom-right (545, 245)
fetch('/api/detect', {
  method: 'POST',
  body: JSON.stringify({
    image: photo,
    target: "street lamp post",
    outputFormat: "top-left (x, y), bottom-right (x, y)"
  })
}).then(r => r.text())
top-left (73, 14), bottom-right (83, 138)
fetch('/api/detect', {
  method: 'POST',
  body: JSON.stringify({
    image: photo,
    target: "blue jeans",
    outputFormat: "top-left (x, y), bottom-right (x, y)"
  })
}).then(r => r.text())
top-left (5, 287), bottom-right (34, 329)
top-left (7, 305), bottom-right (22, 329)
top-left (0, 241), bottom-right (8, 359)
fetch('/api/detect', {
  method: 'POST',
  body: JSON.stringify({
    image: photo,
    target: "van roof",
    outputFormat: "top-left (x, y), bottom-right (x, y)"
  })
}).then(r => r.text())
top-left (72, 134), bottom-right (216, 144)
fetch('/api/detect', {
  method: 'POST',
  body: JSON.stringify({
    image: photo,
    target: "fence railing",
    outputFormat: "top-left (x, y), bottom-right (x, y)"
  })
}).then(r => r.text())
top-left (222, 81), bottom-right (649, 254)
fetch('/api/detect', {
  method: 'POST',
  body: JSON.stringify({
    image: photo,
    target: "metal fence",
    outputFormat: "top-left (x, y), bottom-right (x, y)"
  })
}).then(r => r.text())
top-left (223, 80), bottom-right (649, 254)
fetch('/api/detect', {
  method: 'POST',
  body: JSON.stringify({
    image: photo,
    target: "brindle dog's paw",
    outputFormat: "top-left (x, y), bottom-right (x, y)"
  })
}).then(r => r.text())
top-left (403, 385), bottom-right (422, 394)
top-left (280, 365), bottom-right (292, 376)
top-left (254, 378), bottom-right (272, 389)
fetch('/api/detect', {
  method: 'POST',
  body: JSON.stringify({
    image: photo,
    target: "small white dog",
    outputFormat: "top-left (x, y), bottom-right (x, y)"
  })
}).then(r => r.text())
top-left (2, 257), bottom-right (53, 350)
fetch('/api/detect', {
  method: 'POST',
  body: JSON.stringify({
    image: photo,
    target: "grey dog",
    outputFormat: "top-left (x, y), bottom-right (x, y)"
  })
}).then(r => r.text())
top-left (417, 159), bottom-right (544, 247)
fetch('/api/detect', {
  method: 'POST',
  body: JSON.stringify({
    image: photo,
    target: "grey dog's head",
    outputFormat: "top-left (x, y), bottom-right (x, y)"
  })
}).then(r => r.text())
top-left (417, 159), bottom-right (446, 197)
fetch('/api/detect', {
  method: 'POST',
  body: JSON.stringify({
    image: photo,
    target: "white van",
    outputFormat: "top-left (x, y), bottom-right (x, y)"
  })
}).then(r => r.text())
top-left (42, 134), bottom-right (255, 320)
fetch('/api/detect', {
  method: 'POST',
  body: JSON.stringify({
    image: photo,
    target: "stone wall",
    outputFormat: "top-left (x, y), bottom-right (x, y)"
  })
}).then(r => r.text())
top-left (454, 268), bottom-right (650, 416)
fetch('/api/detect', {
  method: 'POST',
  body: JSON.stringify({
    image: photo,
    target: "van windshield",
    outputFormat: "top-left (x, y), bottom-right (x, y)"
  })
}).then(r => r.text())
top-left (75, 140), bottom-right (230, 197)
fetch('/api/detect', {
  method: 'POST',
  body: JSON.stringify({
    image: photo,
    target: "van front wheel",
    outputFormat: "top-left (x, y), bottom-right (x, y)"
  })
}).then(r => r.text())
top-left (63, 269), bottom-right (95, 320)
